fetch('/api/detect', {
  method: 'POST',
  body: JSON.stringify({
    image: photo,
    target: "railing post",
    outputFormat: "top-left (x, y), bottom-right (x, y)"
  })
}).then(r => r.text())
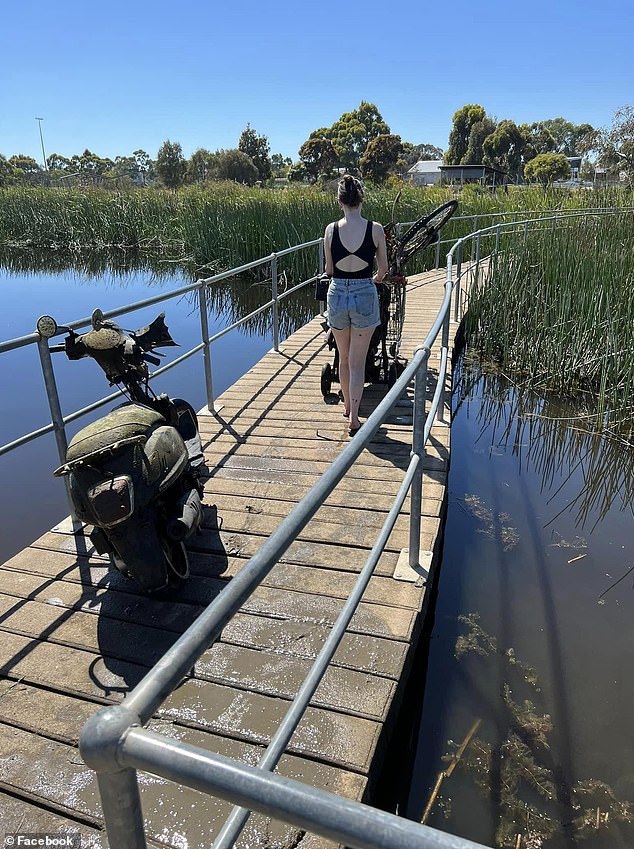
top-left (37, 335), bottom-right (78, 524)
top-left (80, 706), bottom-right (147, 849)
top-left (453, 241), bottom-right (463, 323)
top-left (437, 311), bottom-right (450, 425)
top-left (198, 284), bottom-right (215, 412)
top-left (408, 349), bottom-right (429, 569)
top-left (271, 253), bottom-right (279, 352)
top-left (475, 232), bottom-right (481, 288)
top-left (96, 769), bottom-right (147, 849)
top-left (434, 233), bottom-right (442, 269)
top-left (523, 220), bottom-right (529, 244)
top-left (495, 223), bottom-right (501, 253)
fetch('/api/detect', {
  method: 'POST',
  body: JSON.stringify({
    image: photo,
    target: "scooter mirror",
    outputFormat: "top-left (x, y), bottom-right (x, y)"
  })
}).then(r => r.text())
top-left (91, 308), bottom-right (105, 330)
top-left (36, 315), bottom-right (58, 339)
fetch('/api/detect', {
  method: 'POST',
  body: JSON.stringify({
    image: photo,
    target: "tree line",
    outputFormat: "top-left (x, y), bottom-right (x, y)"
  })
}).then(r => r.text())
top-left (1, 102), bottom-right (632, 189)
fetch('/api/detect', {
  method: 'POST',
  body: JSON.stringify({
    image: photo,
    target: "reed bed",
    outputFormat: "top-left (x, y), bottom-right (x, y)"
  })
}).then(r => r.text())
top-left (2, 183), bottom-right (631, 276)
top-left (464, 210), bottom-right (634, 436)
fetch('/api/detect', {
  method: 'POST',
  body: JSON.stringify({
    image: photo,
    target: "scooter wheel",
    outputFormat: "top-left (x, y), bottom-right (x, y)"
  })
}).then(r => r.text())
top-left (320, 363), bottom-right (332, 397)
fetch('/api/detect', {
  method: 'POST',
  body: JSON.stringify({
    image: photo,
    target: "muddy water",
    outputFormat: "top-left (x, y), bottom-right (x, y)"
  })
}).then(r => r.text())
top-left (406, 361), bottom-right (634, 848)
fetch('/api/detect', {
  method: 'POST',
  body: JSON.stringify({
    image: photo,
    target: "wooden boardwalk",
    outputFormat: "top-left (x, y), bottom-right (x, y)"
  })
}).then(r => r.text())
top-left (0, 265), bottom-right (466, 848)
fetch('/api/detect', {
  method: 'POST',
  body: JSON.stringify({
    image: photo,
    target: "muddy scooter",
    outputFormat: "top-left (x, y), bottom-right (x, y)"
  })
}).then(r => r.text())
top-left (38, 309), bottom-right (204, 595)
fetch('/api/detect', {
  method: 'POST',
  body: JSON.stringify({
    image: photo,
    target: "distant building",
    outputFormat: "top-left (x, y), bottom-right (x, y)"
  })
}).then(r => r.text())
top-left (405, 160), bottom-right (443, 186)
top-left (567, 156), bottom-right (582, 179)
top-left (439, 164), bottom-right (507, 187)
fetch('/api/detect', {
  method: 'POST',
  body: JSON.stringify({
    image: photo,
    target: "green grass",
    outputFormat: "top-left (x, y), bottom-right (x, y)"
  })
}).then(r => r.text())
top-left (464, 210), bottom-right (634, 436)
top-left (3, 184), bottom-right (633, 401)
top-left (1, 182), bottom-right (631, 278)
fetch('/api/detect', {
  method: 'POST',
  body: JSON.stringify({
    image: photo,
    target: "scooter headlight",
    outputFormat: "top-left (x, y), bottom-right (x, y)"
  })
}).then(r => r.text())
top-left (87, 475), bottom-right (134, 527)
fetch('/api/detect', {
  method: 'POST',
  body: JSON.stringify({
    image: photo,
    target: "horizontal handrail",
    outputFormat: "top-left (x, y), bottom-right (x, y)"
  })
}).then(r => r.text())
top-left (120, 346), bottom-right (428, 722)
top-left (9, 206), bottom-right (631, 848)
top-left (0, 243), bottom-right (321, 460)
top-left (117, 726), bottom-right (491, 849)
top-left (0, 239), bottom-right (322, 353)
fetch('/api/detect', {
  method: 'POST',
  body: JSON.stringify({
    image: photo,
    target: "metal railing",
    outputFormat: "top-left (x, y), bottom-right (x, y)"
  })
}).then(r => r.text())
top-left (0, 238), bottom-right (324, 469)
top-left (75, 241), bottom-right (487, 849)
top-left (3, 205), bottom-right (632, 848)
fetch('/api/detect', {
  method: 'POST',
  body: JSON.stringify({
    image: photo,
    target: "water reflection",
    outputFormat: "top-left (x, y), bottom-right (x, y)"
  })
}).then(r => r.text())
top-left (456, 361), bottom-right (634, 531)
top-left (0, 248), bottom-right (318, 565)
top-left (0, 247), bottom-right (317, 341)
top-left (0, 245), bottom-right (186, 280)
top-left (406, 356), bottom-right (634, 849)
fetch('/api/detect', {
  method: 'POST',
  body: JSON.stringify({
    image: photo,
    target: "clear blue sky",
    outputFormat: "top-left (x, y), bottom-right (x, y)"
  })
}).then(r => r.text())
top-left (1, 0), bottom-right (632, 166)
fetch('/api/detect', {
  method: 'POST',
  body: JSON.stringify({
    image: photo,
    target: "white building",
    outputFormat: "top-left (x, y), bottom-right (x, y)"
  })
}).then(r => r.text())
top-left (405, 160), bottom-right (443, 186)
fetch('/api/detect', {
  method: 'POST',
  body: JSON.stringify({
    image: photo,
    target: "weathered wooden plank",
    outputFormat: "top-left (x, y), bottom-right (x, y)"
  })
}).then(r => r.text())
top-left (27, 527), bottom-right (428, 576)
top-left (0, 721), bottom-right (364, 849)
top-left (0, 792), bottom-right (105, 843)
top-left (0, 670), bottom-right (379, 775)
top-left (0, 624), bottom-right (395, 720)
top-left (0, 267), bottom-right (464, 842)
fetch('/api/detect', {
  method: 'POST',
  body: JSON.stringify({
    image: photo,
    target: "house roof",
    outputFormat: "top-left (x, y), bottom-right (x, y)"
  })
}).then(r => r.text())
top-left (407, 160), bottom-right (443, 174)
top-left (439, 163), bottom-right (507, 175)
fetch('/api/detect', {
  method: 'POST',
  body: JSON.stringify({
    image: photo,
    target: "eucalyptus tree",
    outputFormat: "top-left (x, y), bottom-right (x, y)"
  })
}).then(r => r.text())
top-left (304, 101), bottom-right (390, 173)
top-left (187, 148), bottom-right (216, 183)
top-left (46, 153), bottom-right (72, 172)
top-left (271, 153), bottom-right (292, 177)
top-left (133, 149), bottom-right (153, 184)
top-left (359, 133), bottom-right (402, 184)
top-left (520, 123), bottom-right (557, 162)
top-left (537, 118), bottom-right (595, 156)
top-left (483, 120), bottom-right (527, 181)
top-left (589, 105), bottom-right (634, 184)
top-left (69, 149), bottom-right (113, 180)
top-left (445, 104), bottom-right (496, 165)
top-left (156, 140), bottom-right (187, 189)
top-left (238, 125), bottom-right (272, 183)
top-left (298, 137), bottom-right (338, 182)
top-left (8, 154), bottom-right (41, 177)
top-left (398, 142), bottom-right (445, 171)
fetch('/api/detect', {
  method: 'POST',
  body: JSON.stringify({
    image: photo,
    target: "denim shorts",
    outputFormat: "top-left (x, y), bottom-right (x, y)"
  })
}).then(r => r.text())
top-left (327, 278), bottom-right (381, 330)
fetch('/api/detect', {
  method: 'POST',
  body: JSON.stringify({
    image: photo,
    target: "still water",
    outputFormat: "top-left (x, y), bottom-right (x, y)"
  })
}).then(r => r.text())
top-left (406, 361), bottom-right (634, 848)
top-left (2, 253), bottom-right (633, 848)
top-left (0, 250), bottom-right (314, 565)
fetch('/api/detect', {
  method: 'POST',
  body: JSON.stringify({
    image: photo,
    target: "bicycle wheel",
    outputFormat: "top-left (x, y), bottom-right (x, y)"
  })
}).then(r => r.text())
top-left (397, 200), bottom-right (458, 265)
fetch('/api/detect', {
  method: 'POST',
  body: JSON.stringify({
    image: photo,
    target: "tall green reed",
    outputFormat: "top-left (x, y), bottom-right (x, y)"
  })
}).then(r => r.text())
top-left (3, 183), bottom-right (630, 269)
top-left (464, 211), bottom-right (634, 435)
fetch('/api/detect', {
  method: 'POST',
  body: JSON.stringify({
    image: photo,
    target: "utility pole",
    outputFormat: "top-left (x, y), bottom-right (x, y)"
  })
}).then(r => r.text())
top-left (35, 117), bottom-right (48, 170)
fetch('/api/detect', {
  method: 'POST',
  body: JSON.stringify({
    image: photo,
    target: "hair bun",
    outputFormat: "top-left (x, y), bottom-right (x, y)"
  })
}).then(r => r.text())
top-left (337, 174), bottom-right (364, 207)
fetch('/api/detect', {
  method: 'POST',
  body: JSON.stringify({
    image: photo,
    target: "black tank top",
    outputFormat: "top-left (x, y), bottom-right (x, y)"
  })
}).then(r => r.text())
top-left (330, 220), bottom-right (377, 279)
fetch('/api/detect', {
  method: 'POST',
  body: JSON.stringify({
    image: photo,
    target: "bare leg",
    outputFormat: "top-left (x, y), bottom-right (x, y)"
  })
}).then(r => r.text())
top-left (332, 327), bottom-right (351, 416)
top-left (347, 326), bottom-right (375, 429)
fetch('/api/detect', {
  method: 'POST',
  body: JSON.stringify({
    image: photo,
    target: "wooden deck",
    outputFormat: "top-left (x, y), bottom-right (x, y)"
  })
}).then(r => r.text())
top-left (0, 266), bottom-right (466, 848)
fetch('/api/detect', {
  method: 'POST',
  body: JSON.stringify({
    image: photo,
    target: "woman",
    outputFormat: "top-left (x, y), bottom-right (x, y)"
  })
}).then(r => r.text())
top-left (324, 174), bottom-right (388, 436)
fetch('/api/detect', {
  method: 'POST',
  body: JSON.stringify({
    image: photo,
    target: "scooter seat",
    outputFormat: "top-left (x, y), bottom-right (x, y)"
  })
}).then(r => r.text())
top-left (65, 404), bottom-right (165, 465)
